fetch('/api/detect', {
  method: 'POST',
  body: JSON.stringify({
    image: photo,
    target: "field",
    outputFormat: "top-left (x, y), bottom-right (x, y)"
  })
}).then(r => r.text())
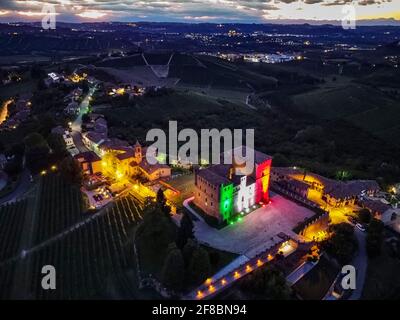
top-left (0, 172), bottom-right (159, 299)
top-left (103, 89), bottom-right (259, 144)
top-left (0, 200), bottom-right (28, 262)
top-left (288, 83), bottom-right (400, 143)
top-left (34, 174), bottom-right (85, 245)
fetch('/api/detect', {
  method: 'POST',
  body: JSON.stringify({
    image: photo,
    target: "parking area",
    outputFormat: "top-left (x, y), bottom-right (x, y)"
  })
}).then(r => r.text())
top-left (82, 173), bottom-right (114, 209)
top-left (191, 193), bottom-right (315, 257)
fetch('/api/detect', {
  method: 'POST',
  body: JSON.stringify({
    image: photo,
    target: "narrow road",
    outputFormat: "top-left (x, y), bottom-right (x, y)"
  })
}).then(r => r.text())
top-left (70, 86), bottom-right (96, 153)
top-left (349, 229), bottom-right (367, 300)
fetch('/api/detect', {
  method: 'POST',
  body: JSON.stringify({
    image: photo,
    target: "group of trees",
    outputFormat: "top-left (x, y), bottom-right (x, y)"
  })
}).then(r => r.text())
top-left (136, 191), bottom-right (213, 292)
top-left (24, 132), bottom-right (50, 174)
top-left (357, 209), bottom-right (385, 258)
top-left (161, 238), bottom-right (212, 292)
top-left (323, 223), bottom-right (358, 265)
top-left (366, 218), bottom-right (384, 258)
top-left (239, 266), bottom-right (292, 300)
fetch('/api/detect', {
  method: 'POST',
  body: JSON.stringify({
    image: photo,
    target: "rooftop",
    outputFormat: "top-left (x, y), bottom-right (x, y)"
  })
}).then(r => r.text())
top-left (197, 147), bottom-right (272, 187)
top-left (74, 151), bottom-right (101, 163)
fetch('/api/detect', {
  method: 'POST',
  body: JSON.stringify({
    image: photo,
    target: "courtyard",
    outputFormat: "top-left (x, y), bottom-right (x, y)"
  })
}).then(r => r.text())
top-left (187, 192), bottom-right (316, 258)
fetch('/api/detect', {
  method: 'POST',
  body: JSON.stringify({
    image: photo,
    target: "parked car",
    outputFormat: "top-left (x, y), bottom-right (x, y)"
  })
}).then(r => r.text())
top-left (356, 223), bottom-right (366, 232)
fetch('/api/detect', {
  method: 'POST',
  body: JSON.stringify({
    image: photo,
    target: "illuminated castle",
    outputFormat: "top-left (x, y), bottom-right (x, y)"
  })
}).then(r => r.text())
top-left (194, 147), bottom-right (272, 223)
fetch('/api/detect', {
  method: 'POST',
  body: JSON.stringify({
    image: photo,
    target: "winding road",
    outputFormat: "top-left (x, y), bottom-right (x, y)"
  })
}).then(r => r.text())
top-left (349, 228), bottom-right (368, 300)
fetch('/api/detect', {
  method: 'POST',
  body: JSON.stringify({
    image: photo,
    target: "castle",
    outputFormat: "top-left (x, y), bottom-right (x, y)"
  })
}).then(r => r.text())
top-left (193, 147), bottom-right (272, 223)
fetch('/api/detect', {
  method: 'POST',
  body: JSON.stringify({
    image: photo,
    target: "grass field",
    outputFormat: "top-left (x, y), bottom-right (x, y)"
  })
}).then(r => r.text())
top-left (289, 83), bottom-right (400, 143)
top-left (103, 89), bottom-right (259, 144)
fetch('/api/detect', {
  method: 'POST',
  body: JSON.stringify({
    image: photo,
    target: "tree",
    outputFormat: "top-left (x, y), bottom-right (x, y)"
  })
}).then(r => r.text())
top-left (82, 113), bottom-right (90, 124)
top-left (366, 218), bottom-right (384, 258)
top-left (156, 188), bottom-right (171, 218)
top-left (60, 156), bottom-right (83, 185)
top-left (271, 153), bottom-right (289, 167)
top-left (161, 243), bottom-right (185, 291)
top-left (176, 211), bottom-right (194, 249)
top-left (182, 238), bottom-right (197, 266)
top-left (4, 156), bottom-right (23, 176)
top-left (323, 223), bottom-right (358, 264)
top-left (24, 133), bottom-right (50, 174)
top-left (358, 208), bottom-right (372, 224)
top-left (263, 268), bottom-right (292, 300)
top-left (188, 245), bottom-right (211, 285)
top-left (240, 266), bottom-right (292, 300)
top-left (137, 201), bottom-right (176, 260)
top-left (47, 133), bottom-right (67, 160)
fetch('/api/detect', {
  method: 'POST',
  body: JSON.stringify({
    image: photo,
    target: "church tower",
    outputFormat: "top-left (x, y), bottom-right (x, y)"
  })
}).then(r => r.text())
top-left (134, 140), bottom-right (142, 164)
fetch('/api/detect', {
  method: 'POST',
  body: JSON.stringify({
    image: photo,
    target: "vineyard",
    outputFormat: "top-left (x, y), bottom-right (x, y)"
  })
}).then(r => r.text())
top-left (28, 196), bottom-right (145, 299)
top-left (34, 174), bottom-right (85, 245)
top-left (0, 199), bottom-right (28, 261)
top-left (0, 173), bottom-right (155, 299)
top-left (0, 200), bottom-right (28, 299)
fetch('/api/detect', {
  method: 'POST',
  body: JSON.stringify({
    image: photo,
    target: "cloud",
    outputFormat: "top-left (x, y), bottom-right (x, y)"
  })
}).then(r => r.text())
top-left (0, 0), bottom-right (396, 22)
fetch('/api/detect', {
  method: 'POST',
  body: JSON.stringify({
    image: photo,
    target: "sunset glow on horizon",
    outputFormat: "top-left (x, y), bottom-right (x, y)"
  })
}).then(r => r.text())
top-left (0, 0), bottom-right (397, 23)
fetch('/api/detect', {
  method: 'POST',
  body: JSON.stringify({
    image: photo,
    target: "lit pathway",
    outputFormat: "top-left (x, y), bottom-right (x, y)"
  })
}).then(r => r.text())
top-left (185, 240), bottom-right (294, 300)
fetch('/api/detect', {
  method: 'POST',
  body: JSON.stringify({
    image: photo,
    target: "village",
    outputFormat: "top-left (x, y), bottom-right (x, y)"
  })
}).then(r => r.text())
top-left (35, 68), bottom-right (400, 301)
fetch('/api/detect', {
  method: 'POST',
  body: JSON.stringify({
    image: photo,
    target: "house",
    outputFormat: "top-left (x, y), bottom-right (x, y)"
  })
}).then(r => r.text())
top-left (93, 117), bottom-right (108, 135)
top-left (63, 132), bottom-right (74, 148)
top-left (99, 140), bottom-right (171, 182)
top-left (51, 126), bottom-right (66, 136)
top-left (271, 167), bottom-right (380, 208)
top-left (82, 131), bottom-right (107, 154)
top-left (323, 180), bottom-right (380, 207)
top-left (358, 198), bottom-right (392, 216)
top-left (64, 101), bottom-right (80, 115)
top-left (74, 151), bottom-right (102, 175)
top-left (193, 147), bottom-right (272, 223)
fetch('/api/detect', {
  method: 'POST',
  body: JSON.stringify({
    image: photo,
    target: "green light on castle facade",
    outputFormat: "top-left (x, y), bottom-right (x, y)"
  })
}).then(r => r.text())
top-left (220, 183), bottom-right (233, 222)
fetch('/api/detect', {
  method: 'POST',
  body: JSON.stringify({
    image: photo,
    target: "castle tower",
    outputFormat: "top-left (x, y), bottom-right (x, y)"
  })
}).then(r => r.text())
top-left (134, 140), bottom-right (142, 164)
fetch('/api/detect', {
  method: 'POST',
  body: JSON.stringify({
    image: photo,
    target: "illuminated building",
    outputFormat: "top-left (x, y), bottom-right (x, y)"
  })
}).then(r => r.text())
top-left (194, 147), bottom-right (272, 223)
top-left (99, 140), bottom-right (171, 182)
top-left (74, 151), bottom-right (102, 175)
top-left (271, 167), bottom-right (380, 208)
